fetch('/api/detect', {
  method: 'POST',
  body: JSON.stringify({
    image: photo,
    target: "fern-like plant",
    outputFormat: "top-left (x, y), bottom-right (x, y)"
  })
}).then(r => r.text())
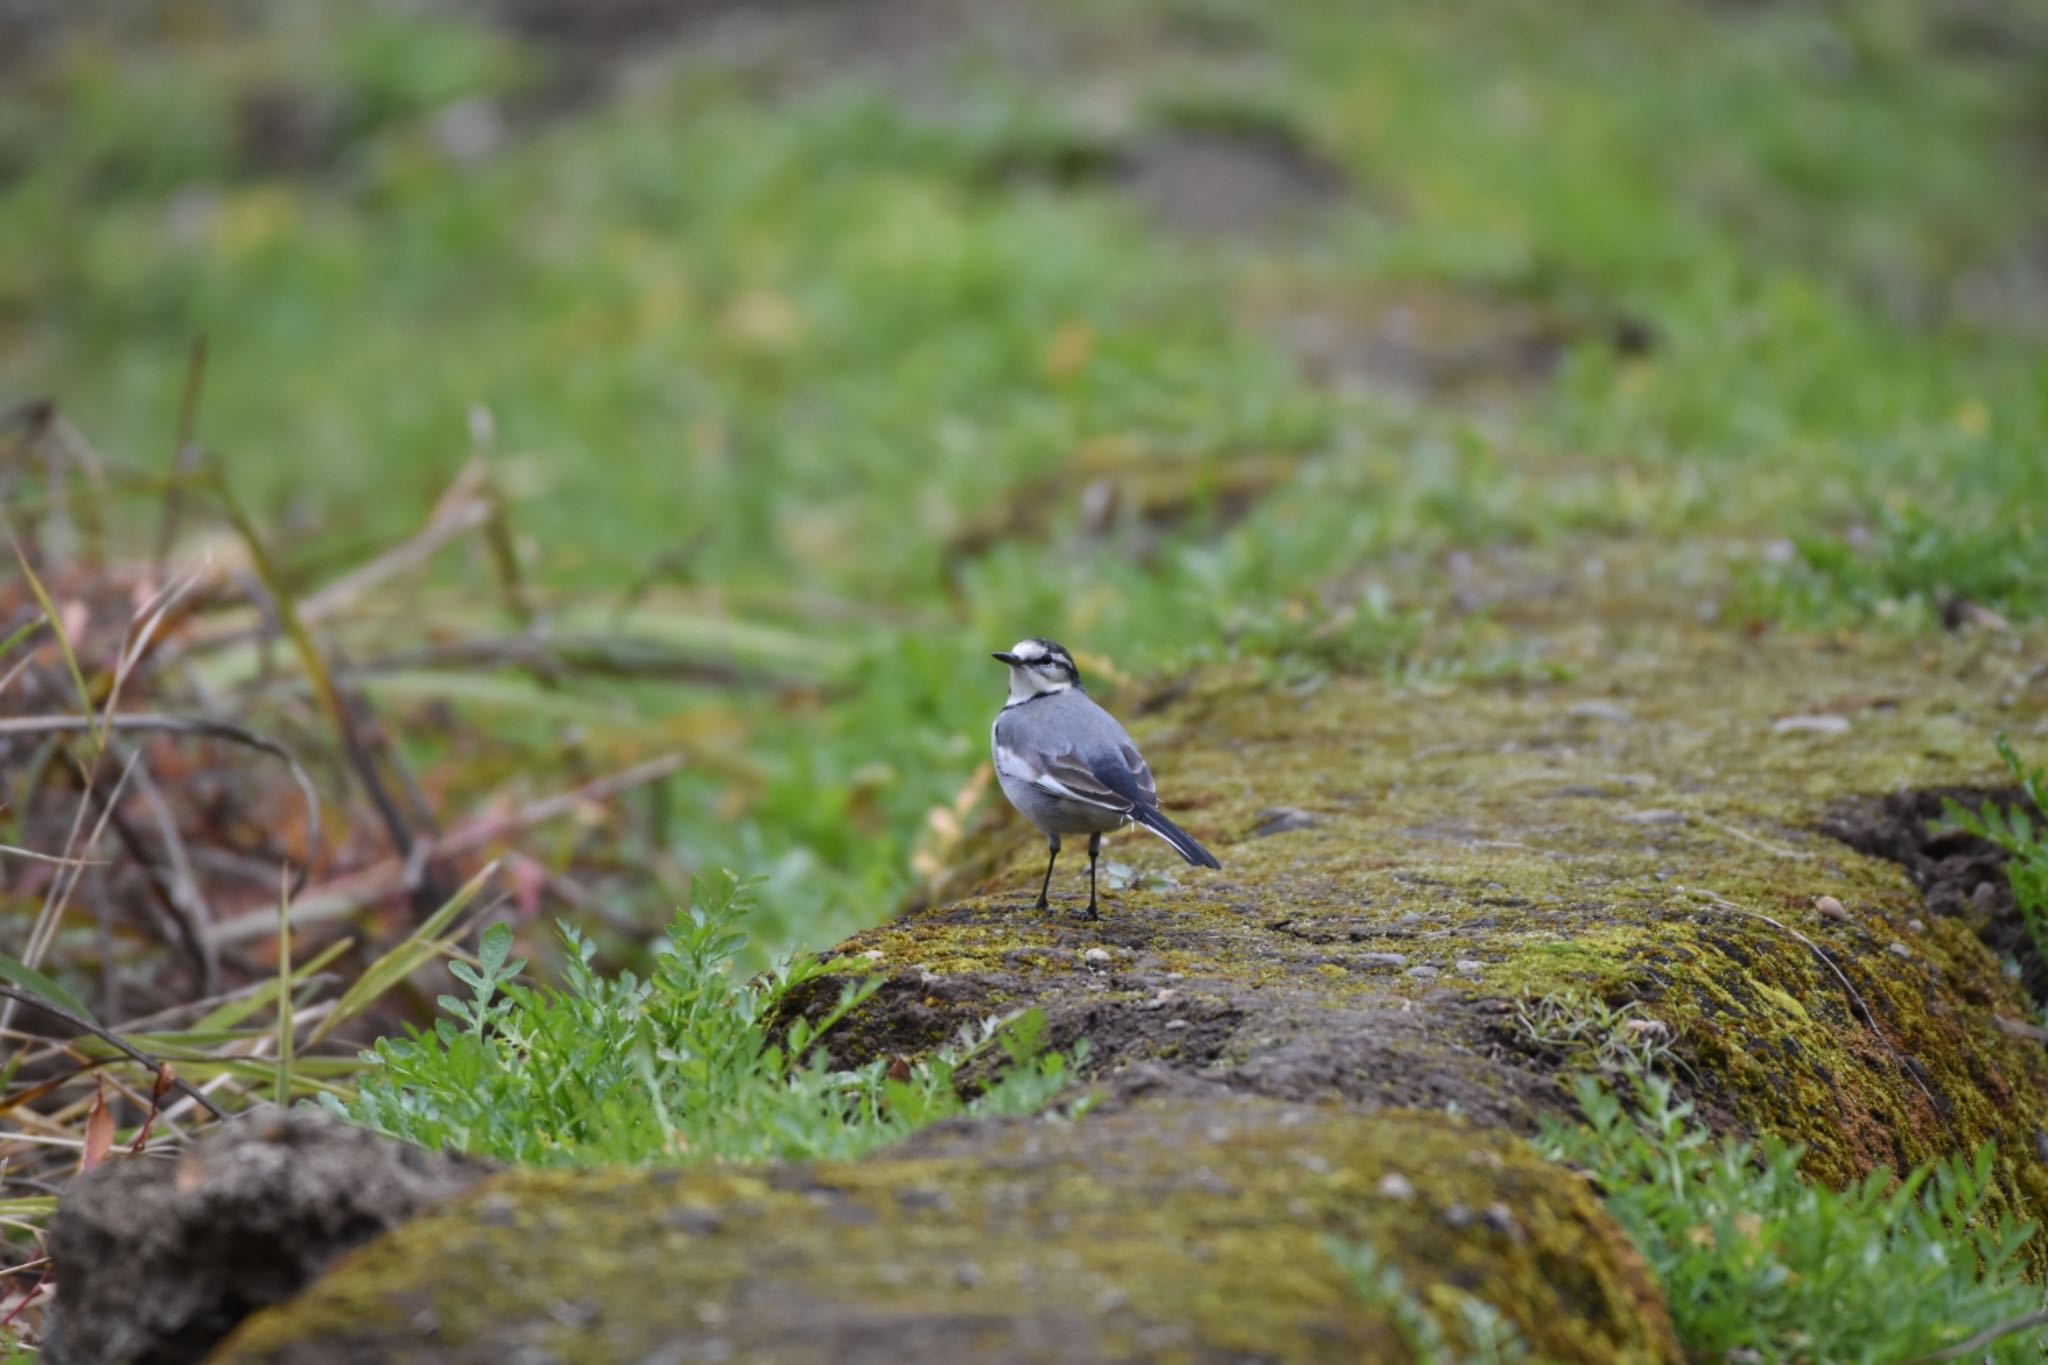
top-left (330, 871), bottom-right (1086, 1165)
top-left (1942, 734), bottom-right (2048, 963)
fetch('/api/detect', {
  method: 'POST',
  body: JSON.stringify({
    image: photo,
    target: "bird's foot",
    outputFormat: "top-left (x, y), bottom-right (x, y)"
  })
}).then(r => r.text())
top-left (1075, 904), bottom-right (1100, 922)
top-left (1033, 895), bottom-right (1050, 911)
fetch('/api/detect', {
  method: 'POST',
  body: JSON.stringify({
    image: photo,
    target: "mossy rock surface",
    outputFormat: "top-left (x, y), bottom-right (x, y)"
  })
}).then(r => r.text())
top-left (217, 1099), bottom-right (1676, 1363)
top-left (813, 554), bottom-right (2048, 1222)
top-left (220, 553), bottom-right (2048, 1361)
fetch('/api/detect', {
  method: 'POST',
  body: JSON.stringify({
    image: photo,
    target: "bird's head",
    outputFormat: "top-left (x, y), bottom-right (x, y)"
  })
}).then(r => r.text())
top-left (992, 638), bottom-right (1081, 703)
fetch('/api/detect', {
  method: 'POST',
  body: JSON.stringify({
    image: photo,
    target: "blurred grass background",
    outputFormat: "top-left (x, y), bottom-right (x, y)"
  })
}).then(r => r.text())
top-left (4, 0), bottom-right (2046, 950)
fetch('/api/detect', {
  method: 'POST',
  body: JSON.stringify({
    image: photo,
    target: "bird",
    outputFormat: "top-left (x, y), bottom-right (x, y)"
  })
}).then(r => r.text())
top-left (989, 638), bottom-right (1220, 919)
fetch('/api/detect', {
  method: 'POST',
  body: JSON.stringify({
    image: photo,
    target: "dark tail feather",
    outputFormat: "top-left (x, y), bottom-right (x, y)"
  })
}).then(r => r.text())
top-left (1130, 805), bottom-right (1221, 869)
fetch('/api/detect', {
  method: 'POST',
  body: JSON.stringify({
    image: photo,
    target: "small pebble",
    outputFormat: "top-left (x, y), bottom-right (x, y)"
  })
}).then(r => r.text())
top-left (1253, 806), bottom-right (1321, 837)
top-left (1377, 1172), bottom-right (1416, 1201)
top-left (1771, 714), bottom-right (1851, 736)
top-left (954, 1262), bottom-right (985, 1289)
top-left (1455, 959), bottom-right (1484, 974)
top-left (1622, 808), bottom-right (1687, 826)
top-left (1404, 965), bottom-right (1440, 980)
top-left (1566, 700), bottom-right (1634, 724)
top-left (1357, 952), bottom-right (1409, 970)
top-left (1166, 1019), bottom-right (1190, 1031)
top-left (1888, 942), bottom-right (1911, 959)
top-left (1814, 895), bottom-right (1847, 921)
top-left (1482, 1202), bottom-right (1522, 1240)
top-left (1907, 918), bottom-right (1925, 934)
top-left (1442, 1203), bottom-right (1474, 1230)
top-left (1082, 947), bottom-right (1111, 967)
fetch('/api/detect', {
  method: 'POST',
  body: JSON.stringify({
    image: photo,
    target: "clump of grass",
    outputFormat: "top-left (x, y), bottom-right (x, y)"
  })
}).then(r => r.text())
top-left (1526, 993), bottom-right (2046, 1363)
top-left (330, 871), bottom-right (1088, 1165)
top-left (1737, 507), bottom-right (2048, 630)
top-left (1512, 988), bottom-right (1677, 1081)
top-left (1941, 735), bottom-right (2048, 963)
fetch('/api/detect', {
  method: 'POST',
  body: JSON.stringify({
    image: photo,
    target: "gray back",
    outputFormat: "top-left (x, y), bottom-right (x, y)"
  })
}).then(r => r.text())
top-left (994, 688), bottom-right (1157, 804)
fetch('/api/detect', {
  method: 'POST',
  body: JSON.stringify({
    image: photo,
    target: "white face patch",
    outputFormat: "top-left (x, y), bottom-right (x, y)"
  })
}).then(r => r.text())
top-left (1000, 645), bottom-right (1074, 705)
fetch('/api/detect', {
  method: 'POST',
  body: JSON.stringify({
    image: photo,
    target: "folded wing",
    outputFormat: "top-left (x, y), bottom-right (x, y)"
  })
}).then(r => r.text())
top-left (1039, 741), bottom-right (1156, 813)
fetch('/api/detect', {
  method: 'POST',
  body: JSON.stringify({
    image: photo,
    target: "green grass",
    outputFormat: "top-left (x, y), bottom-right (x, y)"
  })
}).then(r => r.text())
top-left (1330, 988), bottom-right (2048, 1361)
top-left (330, 871), bottom-right (1087, 1165)
top-left (1943, 737), bottom-right (2048, 966)
top-left (1520, 992), bottom-right (2047, 1364)
top-left (1545, 1070), bottom-right (2043, 1364)
top-left (4, 0), bottom-right (2046, 950)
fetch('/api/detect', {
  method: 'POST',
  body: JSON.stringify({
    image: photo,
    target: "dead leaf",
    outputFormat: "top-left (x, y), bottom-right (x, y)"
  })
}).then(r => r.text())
top-left (81, 1076), bottom-right (114, 1174)
top-left (130, 1062), bottom-right (177, 1154)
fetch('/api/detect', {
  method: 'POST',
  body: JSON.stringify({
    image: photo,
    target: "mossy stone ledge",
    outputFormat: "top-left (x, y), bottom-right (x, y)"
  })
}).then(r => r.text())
top-left (216, 1101), bottom-right (1676, 1363)
top-left (211, 558), bottom-right (2048, 1361)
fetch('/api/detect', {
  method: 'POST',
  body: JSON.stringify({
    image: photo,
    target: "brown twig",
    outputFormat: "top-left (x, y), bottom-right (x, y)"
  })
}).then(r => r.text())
top-left (468, 409), bottom-right (536, 627)
top-left (153, 337), bottom-right (209, 573)
top-left (0, 985), bottom-right (227, 1120)
top-left (1688, 811), bottom-right (1816, 861)
top-left (296, 460), bottom-right (490, 625)
top-left (92, 744), bottom-right (220, 996)
top-left (0, 845), bottom-right (106, 869)
top-left (1899, 1307), bottom-right (2048, 1364)
top-left (349, 633), bottom-right (802, 687)
top-left (334, 682), bottom-right (447, 911)
top-left (204, 752), bottom-right (687, 946)
top-left (0, 1262), bottom-right (51, 1331)
top-left (19, 748), bottom-right (139, 1019)
top-left (0, 713), bottom-right (322, 897)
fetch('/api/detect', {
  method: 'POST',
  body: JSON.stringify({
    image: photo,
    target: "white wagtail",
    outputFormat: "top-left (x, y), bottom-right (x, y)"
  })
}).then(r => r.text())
top-left (990, 638), bottom-right (1220, 919)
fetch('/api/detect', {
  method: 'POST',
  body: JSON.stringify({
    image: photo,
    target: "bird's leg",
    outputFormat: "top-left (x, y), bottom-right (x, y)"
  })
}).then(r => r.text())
top-left (1035, 835), bottom-right (1061, 911)
top-left (1082, 831), bottom-right (1102, 921)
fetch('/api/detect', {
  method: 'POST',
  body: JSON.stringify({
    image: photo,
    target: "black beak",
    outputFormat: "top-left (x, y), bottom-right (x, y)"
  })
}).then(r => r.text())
top-left (992, 651), bottom-right (1021, 665)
